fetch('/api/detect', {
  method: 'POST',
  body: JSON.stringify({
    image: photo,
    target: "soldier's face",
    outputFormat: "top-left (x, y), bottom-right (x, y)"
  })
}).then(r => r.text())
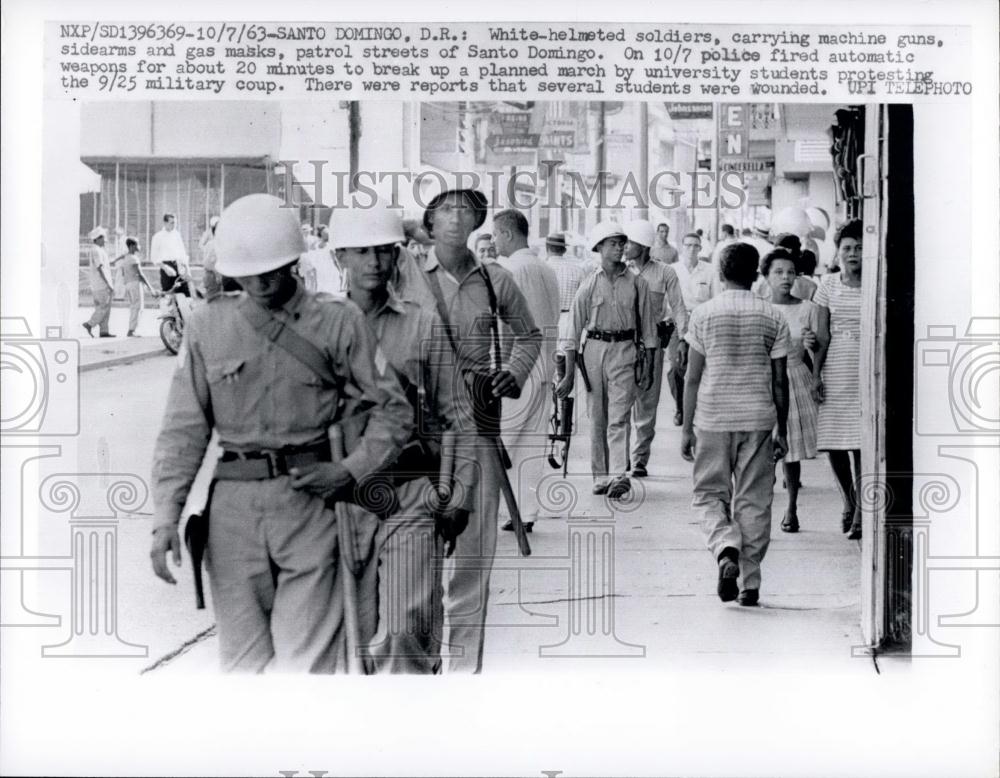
top-left (598, 236), bottom-right (626, 263)
top-left (339, 244), bottom-right (397, 291)
top-left (237, 265), bottom-right (297, 308)
top-left (431, 193), bottom-right (479, 247)
top-left (624, 240), bottom-right (644, 261)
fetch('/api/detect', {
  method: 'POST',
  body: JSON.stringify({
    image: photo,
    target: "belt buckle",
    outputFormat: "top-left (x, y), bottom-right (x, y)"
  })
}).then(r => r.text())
top-left (264, 451), bottom-right (286, 478)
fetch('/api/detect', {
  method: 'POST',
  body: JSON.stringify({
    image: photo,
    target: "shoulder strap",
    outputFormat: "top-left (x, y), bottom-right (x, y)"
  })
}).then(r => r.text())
top-left (236, 296), bottom-right (339, 388)
top-left (424, 271), bottom-right (460, 356)
top-left (477, 266), bottom-right (502, 373)
top-left (633, 276), bottom-right (642, 347)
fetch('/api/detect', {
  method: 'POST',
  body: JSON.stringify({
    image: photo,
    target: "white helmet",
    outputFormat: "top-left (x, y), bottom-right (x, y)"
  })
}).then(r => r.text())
top-left (328, 205), bottom-right (405, 250)
top-left (214, 194), bottom-right (306, 277)
top-left (588, 220), bottom-right (627, 252)
top-left (624, 219), bottom-right (655, 249)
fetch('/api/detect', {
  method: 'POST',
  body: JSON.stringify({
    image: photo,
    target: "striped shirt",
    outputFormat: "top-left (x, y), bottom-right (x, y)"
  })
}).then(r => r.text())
top-left (685, 290), bottom-right (790, 432)
top-left (547, 256), bottom-right (589, 312)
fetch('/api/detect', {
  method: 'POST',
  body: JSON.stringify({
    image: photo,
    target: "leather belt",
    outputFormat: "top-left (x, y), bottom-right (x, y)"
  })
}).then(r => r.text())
top-left (216, 441), bottom-right (330, 480)
top-left (588, 328), bottom-right (635, 343)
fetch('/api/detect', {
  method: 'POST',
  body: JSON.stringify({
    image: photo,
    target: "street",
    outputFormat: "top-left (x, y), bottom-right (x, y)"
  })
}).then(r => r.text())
top-left (77, 353), bottom-right (864, 674)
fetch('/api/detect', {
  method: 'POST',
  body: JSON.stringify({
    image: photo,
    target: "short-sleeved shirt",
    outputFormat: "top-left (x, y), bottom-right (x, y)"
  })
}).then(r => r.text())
top-left (547, 256), bottom-right (589, 312)
top-left (88, 245), bottom-right (111, 291)
top-left (685, 290), bottom-right (790, 432)
top-left (674, 258), bottom-right (721, 312)
top-left (629, 257), bottom-right (688, 334)
top-left (650, 240), bottom-right (679, 264)
top-left (120, 253), bottom-right (143, 284)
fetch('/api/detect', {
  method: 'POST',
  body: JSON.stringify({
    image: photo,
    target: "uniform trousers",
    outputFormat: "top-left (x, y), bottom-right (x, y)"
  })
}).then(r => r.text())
top-left (206, 477), bottom-right (343, 673)
top-left (352, 477), bottom-right (444, 674)
top-left (500, 379), bottom-right (551, 521)
top-left (691, 429), bottom-right (774, 591)
top-left (87, 286), bottom-right (112, 335)
top-left (582, 339), bottom-right (637, 484)
top-left (666, 328), bottom-right (686, 415)
top-left (125, 281), bottom-right (143, 333)
top-left (629, 345), bottom-right (665, 469)
top-left (442, 441), bottom-right (501, 673)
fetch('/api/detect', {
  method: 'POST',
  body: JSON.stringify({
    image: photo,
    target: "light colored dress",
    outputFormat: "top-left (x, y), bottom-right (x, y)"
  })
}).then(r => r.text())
top-left (772, 299), bottom-right (819, 462)
top-left (813, 274), bottom-right (862, 450)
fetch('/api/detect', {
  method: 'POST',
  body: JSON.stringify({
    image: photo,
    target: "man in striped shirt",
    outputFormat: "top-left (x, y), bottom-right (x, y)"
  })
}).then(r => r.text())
top-left (681, 242), bottom-right (790, 607)
top-left (545, 232), bottom-right (588, 354)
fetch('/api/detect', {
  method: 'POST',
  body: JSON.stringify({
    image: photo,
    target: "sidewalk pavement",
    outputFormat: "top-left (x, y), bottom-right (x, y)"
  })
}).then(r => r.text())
top-left (149, 379), bottom-right (872, 675)
top-left (78, 304), bottom-right (171, 371)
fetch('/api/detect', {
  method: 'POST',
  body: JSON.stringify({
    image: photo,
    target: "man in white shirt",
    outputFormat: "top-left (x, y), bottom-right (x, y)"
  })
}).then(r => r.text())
top-left (494, 208), bottom-right (560, 531)
top-left (298, 242), bottom-right (347, 296)
top-left (150, 213), bottom-right (190, 296)
top-left (83, 226), bottom-right (114, 338)
top-left (668, 232), bottom-right (721, 425)
top-left (710, 223), bottom-right (737, 266)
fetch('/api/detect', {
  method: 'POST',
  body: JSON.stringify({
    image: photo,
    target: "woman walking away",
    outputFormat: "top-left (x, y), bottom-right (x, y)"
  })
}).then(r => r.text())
top-left (811, 220), bottom-right (864, 540)
top-left (763, 249), bottom-right (819, 532)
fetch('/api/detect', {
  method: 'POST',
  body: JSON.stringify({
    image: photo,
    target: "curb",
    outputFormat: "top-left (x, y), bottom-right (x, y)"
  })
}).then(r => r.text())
top-left (81, 347), bottom-right (171, 373)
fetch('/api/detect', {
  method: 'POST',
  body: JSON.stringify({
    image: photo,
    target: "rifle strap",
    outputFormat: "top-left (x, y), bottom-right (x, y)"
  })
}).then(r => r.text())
top-left (424, 258), bottom-right (502, 368)
top-left (425, 271), bottom-right (460, 357)
top-left (236, 296), bottom-right (339, 388)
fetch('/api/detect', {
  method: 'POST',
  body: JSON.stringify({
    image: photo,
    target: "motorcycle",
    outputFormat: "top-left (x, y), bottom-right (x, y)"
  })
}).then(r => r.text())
top-left (158, 273), bottom-right (198, 355)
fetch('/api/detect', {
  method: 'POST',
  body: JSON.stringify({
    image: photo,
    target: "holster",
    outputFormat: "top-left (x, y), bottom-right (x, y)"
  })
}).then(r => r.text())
top-left (183, 479), bottom-right (215, 610)
top-left (657, 320), bottom-right (676, 350)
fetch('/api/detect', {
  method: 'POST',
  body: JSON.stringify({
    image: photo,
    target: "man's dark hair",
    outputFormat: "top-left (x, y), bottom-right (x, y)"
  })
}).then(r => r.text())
top-left (760, 248), bottom-right (797, 277)
top-left (833, 218), bottom-right (863, 248)
top-left (797, 249), bottom-right (818, 276)
top-left (125, 238), bottom-right (139, 251)
top-left (773, 233), bottom-right (801, 255)
top-left (475, 233), bottom-right (493, 244)
top-left (682, 232), bottom-right (701, 243)
top-left (741, 228), bottom-right (752, 236)
top-left (163, 213), bottom-right (175, 223)
top-left (720, 223), bottom-right (735, 238)
top-left (657, 222), bottom-right (669, 231)
top-left (719, 242), bottom-right (760, 288)
top-left (493, 209), bottom-right (529, 238)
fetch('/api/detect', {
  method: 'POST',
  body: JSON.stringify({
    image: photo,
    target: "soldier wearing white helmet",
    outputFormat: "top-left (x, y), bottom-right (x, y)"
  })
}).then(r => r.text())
top-left (150, 193), bottom-right (413, 673)
top-left (624, 219), bottom-right (688, 477)
top-left (556, 221), bottom-right (658, 498)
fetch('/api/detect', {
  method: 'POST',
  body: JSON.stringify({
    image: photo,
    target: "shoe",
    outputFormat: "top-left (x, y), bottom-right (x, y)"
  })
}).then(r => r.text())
top-left (99, 332), bottom-right (115, 338)
top-left (501, 519), bottom-right (534, 533)
top-left (607, 477), bottom-right (631, 499)
top-left (82, 322), bottom-right (94, 338)
top-left (673, 411), bottom-right (683, 426)
top-left (841, 509), bottom-right (853, 534)
top-left (847, 516), bottom-right (862, 540)
top-left (738, 589), bottom-right (760, 607)
top-left (717, 551), bottom-right (739, 602)
top-left (632, 464), bottom-right (648, 478)
top-left (780, 512), bottom-right (799, 533)
top-left (127, 331), bottom-right (137, 337)
top-left (592, 482), bottom-right (610, 495)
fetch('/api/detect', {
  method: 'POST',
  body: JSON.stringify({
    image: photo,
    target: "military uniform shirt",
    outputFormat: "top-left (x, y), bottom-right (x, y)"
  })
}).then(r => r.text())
top-left (566, 264), bottom-right (659, 351)
top-left (152, 283), bottom-right (413, 530)
top-left (630, 257), bottom-right (689, 335)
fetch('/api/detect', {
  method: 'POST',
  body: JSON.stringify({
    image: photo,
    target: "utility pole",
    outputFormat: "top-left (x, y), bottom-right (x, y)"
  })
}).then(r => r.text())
top-left (348, 101), bottom-right (361, 193)
top-left (637, 102), bottom-right (649, 220)
top-left (596, 101), bottom-right (606, 223)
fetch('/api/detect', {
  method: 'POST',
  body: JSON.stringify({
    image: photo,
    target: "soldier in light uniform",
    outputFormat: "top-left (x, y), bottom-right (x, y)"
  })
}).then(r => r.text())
top-left (330, 205), bottom-right (478, 674)
top-left (150, 194), bottom-right (413, 673)
top-left (624, 220), bottom-right (688, 477)
top-left (556, 222), bottom-right (658, 498)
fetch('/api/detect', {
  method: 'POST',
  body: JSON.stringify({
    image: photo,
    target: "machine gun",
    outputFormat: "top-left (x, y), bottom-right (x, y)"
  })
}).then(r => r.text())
top-left (547, 352), bottom-right (574, 478)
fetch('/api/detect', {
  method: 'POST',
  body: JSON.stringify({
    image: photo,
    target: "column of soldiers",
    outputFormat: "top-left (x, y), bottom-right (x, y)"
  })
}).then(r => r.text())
top-left (150, 189), bottom-right (707, 674)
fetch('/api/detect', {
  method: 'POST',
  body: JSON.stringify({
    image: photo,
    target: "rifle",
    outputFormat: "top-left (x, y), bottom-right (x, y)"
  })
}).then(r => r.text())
top-left (547, 352), bottom-right (574, 478)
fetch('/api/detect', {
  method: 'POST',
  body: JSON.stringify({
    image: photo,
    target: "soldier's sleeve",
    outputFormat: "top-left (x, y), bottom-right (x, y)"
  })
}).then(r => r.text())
top-left (337, 305), bottom-right (413, 481)
top-left (566, 275), bottom-right (592, 352)
top-left (151, 329), bottom-right (214, 532)
top-left (636, 277), bottom-right (659, 350)
top-left (419, 309), bottom-right (480, 511)
top-left (664, 266), bottom-right (689, 335)
top-left (491, 267), bottom-right (541, 391)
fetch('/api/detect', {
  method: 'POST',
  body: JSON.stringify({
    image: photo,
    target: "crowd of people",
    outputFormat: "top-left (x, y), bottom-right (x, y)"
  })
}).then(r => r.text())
top-left (141, 186), bottom-right (866, 673)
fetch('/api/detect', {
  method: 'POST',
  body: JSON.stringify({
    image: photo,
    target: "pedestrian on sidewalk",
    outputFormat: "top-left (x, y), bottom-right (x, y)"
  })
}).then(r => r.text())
top-left (332, 204), bottom-right (478, 674)
top-left (812, 219), bottom-right (864, 540)
top-left (624, 219), bottom-right (687, 478)
top-left (83, 226), bottom-right (114, 338)
top-left (762, 249), bottom-right (819, 532)
top-left (113, 237), bottom-right (159, 336)
top-left (494, 208), bottom-right (561, 532)
top-left (545, 232), bottom-right (588, 356)
top-left (556, 222), bottom-right (658, 499)
top-left (150, 194), bottom-right (412, 673)
top-left (151, 213), bottom-right (191, 298)
top-left (681, 242), bottom-right (790, 607)
top-left (650, 222), bottom-right (679, 264)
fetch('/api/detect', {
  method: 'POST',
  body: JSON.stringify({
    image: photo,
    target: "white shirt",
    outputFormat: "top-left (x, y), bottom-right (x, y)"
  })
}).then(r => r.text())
top-left (710, 237), bottom-right (737, 266)
top-left (150, 228), bottom-right (188, 266)
top-left (299, 247), bottom-right (347, 296)
top-left (498, 247), bottom-right (560, 382)
top-left (674, 258), bottom-right (721, 312)
top-left (89, 244), bottom-right (112, 291)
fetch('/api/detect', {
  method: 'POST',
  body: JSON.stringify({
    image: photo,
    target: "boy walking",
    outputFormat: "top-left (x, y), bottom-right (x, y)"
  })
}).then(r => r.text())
top-left (680, 243), bottom-right (790, 606)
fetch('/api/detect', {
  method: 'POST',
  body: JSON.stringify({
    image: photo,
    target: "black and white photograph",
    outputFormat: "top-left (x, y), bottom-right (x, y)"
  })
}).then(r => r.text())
top-left (2, 3), bottom-right (998, 776)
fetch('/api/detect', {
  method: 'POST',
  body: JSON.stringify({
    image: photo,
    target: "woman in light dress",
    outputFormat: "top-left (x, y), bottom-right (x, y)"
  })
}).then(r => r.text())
top-left (763, 249), bottom-right (819, 532)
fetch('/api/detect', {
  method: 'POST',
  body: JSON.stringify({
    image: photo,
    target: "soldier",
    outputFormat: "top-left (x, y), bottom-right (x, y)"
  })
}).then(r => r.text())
top-left (556, 222), bottom-right (658, 498)
top-left (405, 187), bottom-right (542, 673)
top-left (330, 205), bottom-right (478, 673)
top-left (150, 194), bottom-right (413, 673)
top-left (624, 220), bottom-right (688, 477)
